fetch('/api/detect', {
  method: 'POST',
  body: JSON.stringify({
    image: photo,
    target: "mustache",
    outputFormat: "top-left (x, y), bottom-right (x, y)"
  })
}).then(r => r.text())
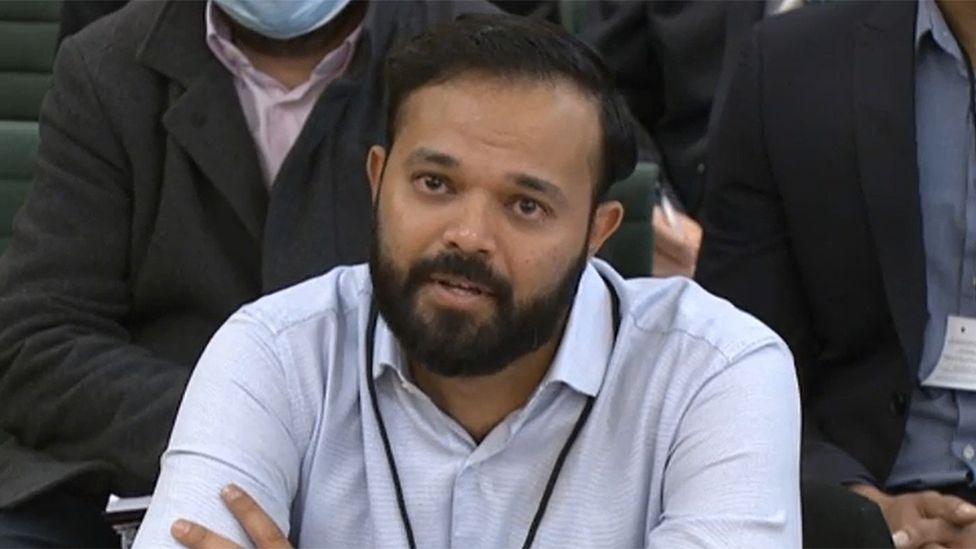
top-left (405, 252), bottom-right (512, 299)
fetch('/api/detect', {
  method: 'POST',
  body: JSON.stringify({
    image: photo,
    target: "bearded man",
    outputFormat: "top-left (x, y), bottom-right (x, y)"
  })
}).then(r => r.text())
top-left (133, 14), bottom-right (801, 548)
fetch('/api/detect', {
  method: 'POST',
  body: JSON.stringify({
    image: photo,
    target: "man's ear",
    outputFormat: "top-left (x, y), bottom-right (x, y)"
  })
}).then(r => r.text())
top-left (586, 200), bottom-right (624, 257)
top-left (366, 145), bottom-right (387, 203)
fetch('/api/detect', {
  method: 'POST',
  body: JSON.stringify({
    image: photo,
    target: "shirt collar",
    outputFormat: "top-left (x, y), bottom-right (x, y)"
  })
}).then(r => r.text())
top-left (372, 309), bottom-right (410, 386)
top-left (371, 261), bottom-right (616, 398)
top-left (205, 0), bottom-right (250, 76)
top-left (915, 0), bottom-right (966, 66)
top-left (204, 0), bottom-right (363, 90)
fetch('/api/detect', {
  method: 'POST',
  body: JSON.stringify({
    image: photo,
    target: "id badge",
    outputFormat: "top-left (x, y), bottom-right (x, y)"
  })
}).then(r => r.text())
top-left (922, 316), bottom-right (976, 391)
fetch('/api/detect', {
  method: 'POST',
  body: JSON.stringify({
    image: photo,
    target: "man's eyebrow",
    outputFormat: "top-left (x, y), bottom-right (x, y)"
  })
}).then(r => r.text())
top-left (404, 147), bottom-right (459, 168)
top-left (511, 173), bottom-right (568, 205)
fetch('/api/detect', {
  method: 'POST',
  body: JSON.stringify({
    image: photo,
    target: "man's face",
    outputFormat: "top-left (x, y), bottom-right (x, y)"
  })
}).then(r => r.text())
top-left (368, 75), bottom-right (621, 377)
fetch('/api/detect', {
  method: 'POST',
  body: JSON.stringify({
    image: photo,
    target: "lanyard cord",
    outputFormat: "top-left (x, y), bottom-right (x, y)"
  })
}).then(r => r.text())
top-left (364, 272), bottom-right (622, 549)
top-left (519, 395), bottom-right (594, 549)
top-left (365, 309), bottom-right (417, 549)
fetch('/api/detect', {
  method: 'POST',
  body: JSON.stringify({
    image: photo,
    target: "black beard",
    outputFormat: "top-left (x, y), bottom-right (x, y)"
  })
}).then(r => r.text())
top-left (369, 224), bottom-right (588, 379)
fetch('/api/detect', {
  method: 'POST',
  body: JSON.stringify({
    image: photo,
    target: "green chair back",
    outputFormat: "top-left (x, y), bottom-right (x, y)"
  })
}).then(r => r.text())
top-left (597, 162), bottom-right (658, 278)
top-left (559, 0), bottom-right (587, 34)
top-left (0, 1), bottom-right (60, 254)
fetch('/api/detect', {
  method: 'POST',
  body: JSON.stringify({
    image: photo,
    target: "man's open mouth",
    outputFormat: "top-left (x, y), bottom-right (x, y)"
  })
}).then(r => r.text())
top-left (430, 274), bottom-right (493, 296)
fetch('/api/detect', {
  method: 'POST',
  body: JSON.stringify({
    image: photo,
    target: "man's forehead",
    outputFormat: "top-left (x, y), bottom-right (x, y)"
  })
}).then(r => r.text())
top-left (392, 75), bottom-right (603, 184)
top-left (398, 73), bottom-right (600, 126)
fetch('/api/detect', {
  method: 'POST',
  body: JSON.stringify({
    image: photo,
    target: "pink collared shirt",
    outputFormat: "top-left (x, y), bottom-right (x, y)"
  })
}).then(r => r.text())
top-left (205, 2), bottom-right (362, 187)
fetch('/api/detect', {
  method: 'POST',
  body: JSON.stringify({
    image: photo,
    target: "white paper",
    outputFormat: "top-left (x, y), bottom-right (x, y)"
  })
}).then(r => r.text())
top-left (923, 316), bottom-right (976, 391)
top-left (105, 494), bottom-right (152, 515)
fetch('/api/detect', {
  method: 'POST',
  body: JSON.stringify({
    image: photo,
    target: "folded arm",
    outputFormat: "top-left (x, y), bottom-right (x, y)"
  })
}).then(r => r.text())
top-left (134, 312), bottom-right (305, 548)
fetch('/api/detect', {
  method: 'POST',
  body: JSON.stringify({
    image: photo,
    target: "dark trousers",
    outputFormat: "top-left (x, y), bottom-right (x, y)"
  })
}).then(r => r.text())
top-left (803, 481), bottom-right (976, 548)
top-left (0, 487), bottom-right (118, 548)
top-left (802, 481), bottom-right (894, 548)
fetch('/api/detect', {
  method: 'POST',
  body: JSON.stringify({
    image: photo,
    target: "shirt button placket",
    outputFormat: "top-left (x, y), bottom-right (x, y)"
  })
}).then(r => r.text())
top-left (451, 466), bottom-right (479, 548)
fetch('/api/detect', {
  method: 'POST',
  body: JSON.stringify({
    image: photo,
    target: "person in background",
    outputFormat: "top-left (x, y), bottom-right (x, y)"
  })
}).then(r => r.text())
top-left (0, 0), bottom-right (494, 546)
top-left (579, 1), bottom-right (820, 278)
top-left (698, 1), bottom-right (976, 547)
top-left (56, 1), bottom-right (560, 45)
top-left (57, 0), bottom-right (127, 44)
top-left (491, 1), bottom-right (560, 24)
top-left (132, 14), bottom-right (801, 549)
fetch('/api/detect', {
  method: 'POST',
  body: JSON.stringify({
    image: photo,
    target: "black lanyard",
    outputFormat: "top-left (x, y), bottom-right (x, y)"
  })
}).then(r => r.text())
top-left (364, 272), bottom-right (622, 549)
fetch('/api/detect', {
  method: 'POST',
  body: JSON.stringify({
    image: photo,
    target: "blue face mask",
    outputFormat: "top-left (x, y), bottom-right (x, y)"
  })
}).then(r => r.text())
top-left (214, 0), bottom-right (355, 41)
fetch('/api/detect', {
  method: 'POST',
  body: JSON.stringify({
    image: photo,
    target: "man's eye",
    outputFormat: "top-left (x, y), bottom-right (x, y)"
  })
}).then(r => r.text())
top-left (418, 175), bottom-right (447, 193)
top-left (515, 198), bottom-right (545, 218)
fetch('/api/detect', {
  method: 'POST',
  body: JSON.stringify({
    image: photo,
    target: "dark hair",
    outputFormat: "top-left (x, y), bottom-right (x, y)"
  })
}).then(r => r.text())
top-left (383, 13), bottom-right (637, 199)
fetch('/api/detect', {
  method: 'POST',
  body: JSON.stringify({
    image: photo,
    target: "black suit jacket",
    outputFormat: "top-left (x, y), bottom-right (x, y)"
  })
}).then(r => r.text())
top-left (697, 1), bottom-right (923, 486)
top-left (0, 0), bottom-right (495, 507)
top-left (579, 1), bottom-right (765, 214)
top-left (57, 0), bottom-right (128, 43)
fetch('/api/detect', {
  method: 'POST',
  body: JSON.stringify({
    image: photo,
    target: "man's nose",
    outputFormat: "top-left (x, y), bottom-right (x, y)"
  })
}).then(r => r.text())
top-left (441, 197), bottom-right (498, 257)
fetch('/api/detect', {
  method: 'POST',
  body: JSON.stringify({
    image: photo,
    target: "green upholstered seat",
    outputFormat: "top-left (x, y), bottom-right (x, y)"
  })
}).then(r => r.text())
top-left (0, 0), bottom-right (60, 21)
top-left (0, 0), bottom-right (60, 260)
top-left (0, 1), bottom-right (60, 121)
top-left (0, 121), bottom-right (38, 253)
top-left (598, 162), bottom-right (658, 278)
top-left (0, 72), bottom-right (52, 121)
top-left (559, 0), bottom-right (587, 34)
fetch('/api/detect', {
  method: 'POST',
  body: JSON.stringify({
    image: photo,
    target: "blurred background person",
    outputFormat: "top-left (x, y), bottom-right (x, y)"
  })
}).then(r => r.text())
top-left (57, 0), bottom-right (563, 44)
top-left (0, 0), bottom-right (493, 546)
top-left (698, 1), bottom-right (976, 547)
top-left (578, 1), bottom-right (818, 277)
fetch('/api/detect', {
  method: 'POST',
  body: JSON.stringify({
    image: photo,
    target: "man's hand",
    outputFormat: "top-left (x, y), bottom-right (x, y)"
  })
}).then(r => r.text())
top-left (850, 484), bottom-right (976, 548)
top-left (651, 206), bottom-right (702, 278)
top-left (172, 485), bottom-right (292, 549)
